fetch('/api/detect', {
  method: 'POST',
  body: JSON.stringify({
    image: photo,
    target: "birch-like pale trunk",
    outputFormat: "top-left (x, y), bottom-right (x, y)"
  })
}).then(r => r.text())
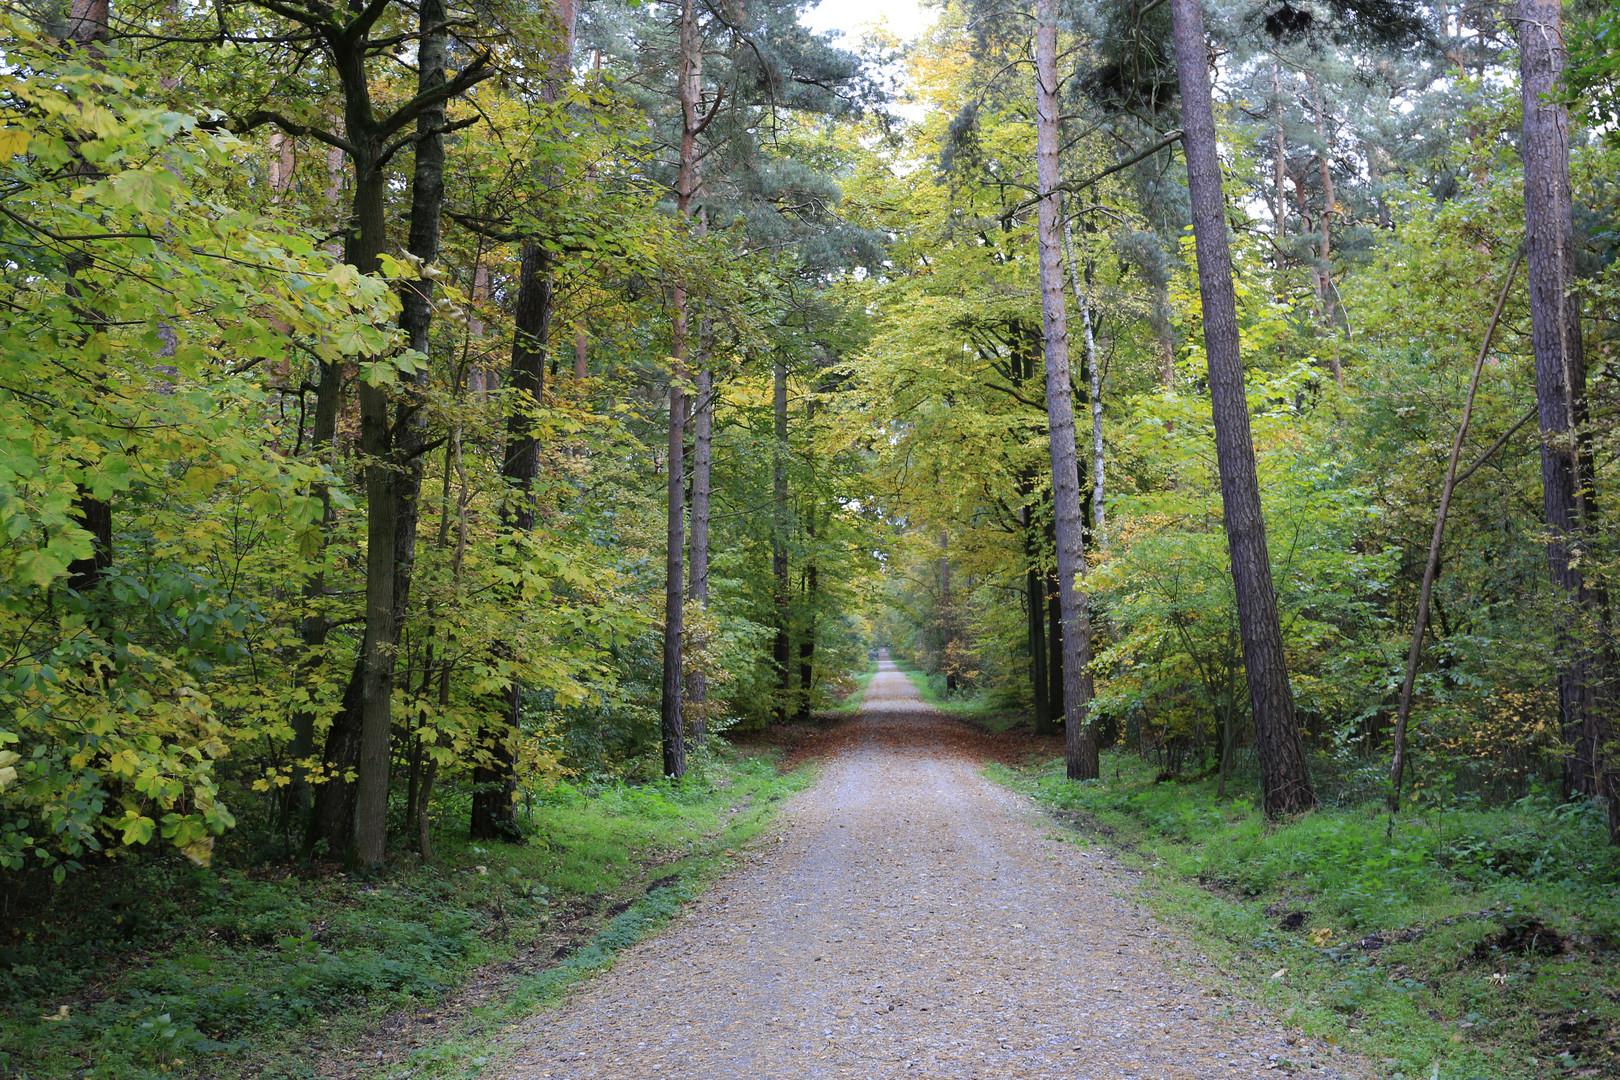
top-left (1063, 219), bottom-right (1105, 545)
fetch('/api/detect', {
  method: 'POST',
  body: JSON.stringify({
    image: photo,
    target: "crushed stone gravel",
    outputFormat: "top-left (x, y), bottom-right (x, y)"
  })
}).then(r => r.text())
top-left (505, 661), bottom-right (1369, 1079)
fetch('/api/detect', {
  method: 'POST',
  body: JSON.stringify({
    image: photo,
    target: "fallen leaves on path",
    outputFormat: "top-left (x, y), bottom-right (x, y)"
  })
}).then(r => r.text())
top-left (505, 665), bottom-right (1369, 1079)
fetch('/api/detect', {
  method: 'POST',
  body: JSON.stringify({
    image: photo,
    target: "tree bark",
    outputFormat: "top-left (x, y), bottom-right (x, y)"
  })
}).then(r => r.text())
top-left (661, 292), bottom-right (688, 778)
top-left (1035, 0), bottom-right (1097, 781)
top-left (477, 0), bottom-right (579, 831)
top-left (1271, 60), bottom-right (1288, 260)
top-left (1049, 566), bottom-right (1062, 718)
top-left (661, 0), bottom-right (703, 777)
top-left (938, 534), bottom-right (948, 675)
top-left (306, 48), bottom-right (397, 867)
top-left (1064, 221), bottom-right (1107, 546)
top-left (1306, 71), bottom-right (1348, 375)
top-left (684, 358), bottom-right (712, 738)
top-left (1170, 0), bottom-right (1315, 815)
top-left (684, 212), bottom-right (712, 740)
top-left (772, 359), bottom-right (791, 721)
top-left (476, 236), bottom-right (550, 839)
top-left (63, 0), bottom-right (112, 596)
top-left (350, 137), bottom-right (398, 868)
top-left (1022, 504), bottom-right (1052, 735)
top-left (796, 393), bottom-right (817, 720)
top-left (1516, 0), bottom-right (1614, 838)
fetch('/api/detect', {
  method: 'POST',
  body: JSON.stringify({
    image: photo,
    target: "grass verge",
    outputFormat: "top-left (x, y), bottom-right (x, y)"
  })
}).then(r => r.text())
top-left (990, 750), bottom-right (1620, 1080)
top-left (817, 657), bottom-right (879, 718)
top-left (1, 748), bottom-right (812, 1079)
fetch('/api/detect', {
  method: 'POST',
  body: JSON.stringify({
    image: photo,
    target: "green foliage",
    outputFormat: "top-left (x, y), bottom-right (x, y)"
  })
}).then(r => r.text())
top-left (0, 751), bottom-right (808, 1078)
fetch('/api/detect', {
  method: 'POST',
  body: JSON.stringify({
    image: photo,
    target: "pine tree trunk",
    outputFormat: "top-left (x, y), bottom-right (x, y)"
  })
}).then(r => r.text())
top-left (1170, 0), bottom-right (1314, 816)
top-left (661, 0), bottom-right (703, 777)
top-left (684, 357), bottom-right (712, 739)
top-left (1035, 0), bottom-right (1097, 781)
top-left (1306, 72), bottom-right (1348, 374)
top-left (1271, 60), bottom-right (1287, 255)
top-left (661, 298), bottom-right (687, 777)
top-left (1516, 0), bottom-right (1614, 838)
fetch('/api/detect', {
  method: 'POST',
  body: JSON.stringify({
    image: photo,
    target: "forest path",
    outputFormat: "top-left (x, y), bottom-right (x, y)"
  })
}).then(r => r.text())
top-left (506, 662), bottom-right (1364, 1079)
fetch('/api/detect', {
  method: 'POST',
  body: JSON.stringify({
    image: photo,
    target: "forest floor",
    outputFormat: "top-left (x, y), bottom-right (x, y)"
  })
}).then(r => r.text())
top-left (502, 662), bottom-right (1365, 1079)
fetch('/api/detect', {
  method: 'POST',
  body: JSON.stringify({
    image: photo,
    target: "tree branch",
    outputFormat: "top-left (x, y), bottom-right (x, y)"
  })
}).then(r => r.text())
top-left (374, 54), bottom-right (496, 143)
top-left (1002, 130), bottom-right (1182, 221)
top-left (232, 110), bottom-right (356, 156)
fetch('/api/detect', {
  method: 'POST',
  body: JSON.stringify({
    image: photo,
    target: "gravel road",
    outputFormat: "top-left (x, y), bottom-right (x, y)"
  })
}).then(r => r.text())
top-left (507, 662), bottom-right (1367, 1079)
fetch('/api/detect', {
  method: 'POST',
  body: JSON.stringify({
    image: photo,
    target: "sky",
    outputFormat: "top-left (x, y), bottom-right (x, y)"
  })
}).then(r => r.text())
top-left (800, 0), bottom-right (935, 43)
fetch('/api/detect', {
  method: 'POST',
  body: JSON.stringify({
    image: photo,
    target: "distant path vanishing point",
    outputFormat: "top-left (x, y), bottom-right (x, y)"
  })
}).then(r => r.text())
top-left (507, 661), bottom-right (1366, 1080)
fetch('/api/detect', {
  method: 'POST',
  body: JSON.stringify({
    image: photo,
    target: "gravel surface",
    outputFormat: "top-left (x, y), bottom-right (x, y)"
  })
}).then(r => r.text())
top-left (507, 662), bottom-right (1369, 1079)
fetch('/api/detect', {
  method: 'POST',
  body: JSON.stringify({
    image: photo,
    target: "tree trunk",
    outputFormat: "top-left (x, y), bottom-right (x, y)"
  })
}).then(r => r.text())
top-left (661, 0), bottom-right (703, 777)
top-left (67, 0), bottom-right (109, 44)
top-left (478, 0), bottom-right (580, 830)
top-left (476, 237), bottom-right (550, 839)
top-left (1516, 0), bottom-right (1614, 838)
top-left (1023, 504), bottom-right (1052, 735)
top-left (938, 534), bottom-right (948, 675)
top-left (1035, 0), bottom-right (1097, 781)
top-left (1154, 286), bottom-right (1176, 391)
top-left (1170, 0), bottom-right (1315, 815)
top-left (1272, 60), bottom-right (1287, 254)
top-left (798, 550), bottom-right (817, 718)
top-left (306, 83), bottom-right (396, 865)
top-left (1063, 220), bottom-right (1106, 546)
top-left (684, 358), bottom-right (712, 738)
top-left (772, 359), bottom-right (790, 721)
top-left (64, 0), bottom-right (112, 596)
top-left (350, 143), bottom-right (398, 869)
top-left (796, 393), bottom-right (817, 720)
top-left (1047, 567), bottom-right (1064, 718)
top-left (358, 0), bottom-right (450, 867)
top-left (684, 212), bottom-right (712, 740)
top-left (1306, 72), bottom-right (1348, 375)
top-left (661, 290), bottom-right (688, 777)
top-left (1388, 255), bottom-right (1521, 811)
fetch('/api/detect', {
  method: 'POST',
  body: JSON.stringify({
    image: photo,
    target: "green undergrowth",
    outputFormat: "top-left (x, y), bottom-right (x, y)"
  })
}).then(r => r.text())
top-left (817, 656), bottom-right (879, 717)
top-left (991, 751), bottom-right (1620, 1080)
top-left (0, 749), bottom-right (811, 1079)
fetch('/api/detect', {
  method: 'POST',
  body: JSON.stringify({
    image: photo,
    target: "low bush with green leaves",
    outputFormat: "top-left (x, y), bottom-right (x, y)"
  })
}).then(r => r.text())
top-left (0, 751), bottom-right (806, 1079)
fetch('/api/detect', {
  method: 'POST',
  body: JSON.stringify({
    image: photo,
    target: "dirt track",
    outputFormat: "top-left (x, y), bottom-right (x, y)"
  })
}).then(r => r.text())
top-left (506, 662), bottom-right (1366, 1079)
